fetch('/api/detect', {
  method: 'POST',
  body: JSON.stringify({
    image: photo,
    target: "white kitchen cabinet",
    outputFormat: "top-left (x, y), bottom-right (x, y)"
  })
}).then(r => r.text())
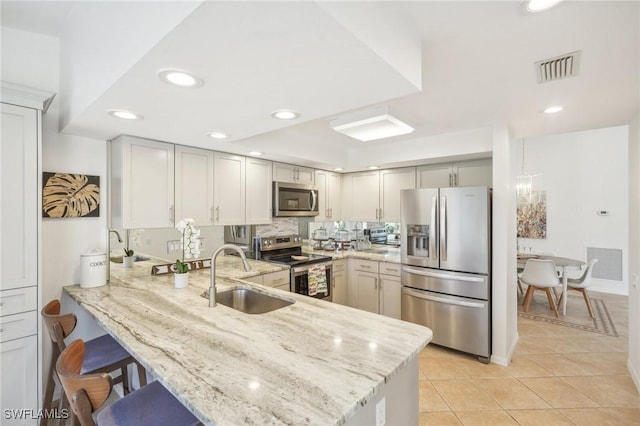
top-left (348, 259), bottom-right (401, 319)
top-left (418, 159), bottom-right (492, 188)
top-left (331, 260), bottom-right (347, 305)
top-left (245, 157), bottom-right (272, 224)
top-left (175, 145), bottom-right (214, 226)
top-left (1, 83), bottom-right (52, 425)
top-left (342, 168), bottom-right (415, 222)
top-left (111, 135), bottom-right (175, 229)
top-left (378, 262), bottom-right (402, 320)
top-left (213, 153), bottom-right (245, 225)
top-left (379, 168), bottom-right (416, 222)
top-left (315, 170), bottom-right (342, 221)
top-left (262, 270), bottom-right (290, 288)
top-left (272, 162), bottom-right (314, 184)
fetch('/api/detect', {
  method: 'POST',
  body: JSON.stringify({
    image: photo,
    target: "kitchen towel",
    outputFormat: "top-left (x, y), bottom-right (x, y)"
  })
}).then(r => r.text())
top-left (308, 265), bottom-right (327, 296)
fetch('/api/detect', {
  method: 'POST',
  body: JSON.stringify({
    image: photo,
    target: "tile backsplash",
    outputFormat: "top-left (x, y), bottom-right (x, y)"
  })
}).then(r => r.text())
top-left (256, 218), bottom-right (299, 237)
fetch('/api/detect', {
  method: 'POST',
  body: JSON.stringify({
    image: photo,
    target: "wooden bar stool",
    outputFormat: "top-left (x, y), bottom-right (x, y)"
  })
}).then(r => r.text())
top-left (57, 339), bottom-right (200, 426)
top-left (41, 300), bottom-right (147, 424)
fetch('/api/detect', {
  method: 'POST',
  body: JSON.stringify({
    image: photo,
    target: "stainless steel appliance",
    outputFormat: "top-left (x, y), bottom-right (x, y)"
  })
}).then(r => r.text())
top-left (273, 182), bottom-right (319, 217)
top-left (224, 225), bottom-right (256, 246)
top-left (400, 186), bottom-right (491, 362)
top-left (258, 235), bottom-right (332, 301)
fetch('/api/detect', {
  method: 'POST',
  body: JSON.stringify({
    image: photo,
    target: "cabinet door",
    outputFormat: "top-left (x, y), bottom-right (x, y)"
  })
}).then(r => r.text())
top-left (175, 146), bottom-right (214, 226)
top-left (213, 153), bottom-right (245, 225)
top-left (314, 170), bottom-right (330, 221)
top-left (453, 159), bottom-right (492, 187)
top-left (1, 335), bottom-right (37, 425)
top-left (1, 104), bottom-right (38, 291)
top-left (417, 164), bottom-right (453, 188)
top-left (326, 172), bottom-right (342, 220)
top-left (349, 171), bottom-right (380, 221)
top-left (355, 271), bottom-right (379, 314)
top-left (379, 167), bottom-right (416, 222)
top-left (295, 166), bottom-right (315, 185)
top-left (340, 173), bottom-right (353, 220)
top-left (112, 136), bottom-right (175, 229)
top-left (246, 158), bottom-right (272, 224)
top-left (331, 260), bottom-right (347, 305)
top-left (272, 162), bottom-right (297, 183)
top-left (379, 275), bottom-right (402, 319)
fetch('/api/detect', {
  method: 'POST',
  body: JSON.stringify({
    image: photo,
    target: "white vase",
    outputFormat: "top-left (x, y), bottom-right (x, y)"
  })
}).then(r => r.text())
top-left (174, 272), bottom-right (188, 289)
top-left (122, 256), bottom-right (134, 268)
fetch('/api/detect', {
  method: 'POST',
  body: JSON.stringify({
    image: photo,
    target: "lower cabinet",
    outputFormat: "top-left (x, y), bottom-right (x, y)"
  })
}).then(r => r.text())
top-left (347, 259), bottom-right (401, 319)
top-left (1, 335), bottom-right (37, 425)
top-left (331, 260), bottom-right (347, 306)
top-left (246, 270), bottom-right (290, 292)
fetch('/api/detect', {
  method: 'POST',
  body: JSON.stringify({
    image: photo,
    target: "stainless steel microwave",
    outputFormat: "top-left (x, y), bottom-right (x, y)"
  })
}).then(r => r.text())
top-left (273, 182), bottom-right (319, 217)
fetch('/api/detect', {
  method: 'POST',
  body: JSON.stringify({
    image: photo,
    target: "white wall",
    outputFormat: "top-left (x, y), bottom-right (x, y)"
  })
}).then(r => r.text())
top-left (628, 112), bottom-right (640, 391)
top-left (517, 126), bottom-right (629, 295)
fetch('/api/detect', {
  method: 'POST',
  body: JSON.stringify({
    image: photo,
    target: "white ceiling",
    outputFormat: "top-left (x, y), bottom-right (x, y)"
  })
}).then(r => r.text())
top-left (2, 1), bottom-right (639, 172)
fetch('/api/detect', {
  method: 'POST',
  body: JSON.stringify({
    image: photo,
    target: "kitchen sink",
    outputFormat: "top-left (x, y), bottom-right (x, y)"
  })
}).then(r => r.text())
top-left (201, 287), bottom-right (294, 314)
top-left (110, 255), bottom-right (150, 263)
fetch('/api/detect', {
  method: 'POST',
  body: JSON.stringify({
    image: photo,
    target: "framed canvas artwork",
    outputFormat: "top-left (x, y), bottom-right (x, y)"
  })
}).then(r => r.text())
top-left (42, 172), bottom-right (100, 218)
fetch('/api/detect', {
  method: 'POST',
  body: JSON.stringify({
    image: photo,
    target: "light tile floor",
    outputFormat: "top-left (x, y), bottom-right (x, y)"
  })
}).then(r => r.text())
top-left (418, 291), bottom-right (640, 425)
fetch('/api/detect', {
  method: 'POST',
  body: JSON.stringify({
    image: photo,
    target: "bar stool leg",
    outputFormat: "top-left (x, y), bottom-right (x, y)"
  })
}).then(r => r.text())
top-left (136, 362), bottom-right (148, 388)
top-left (121, 366), bottom-right (130, 395)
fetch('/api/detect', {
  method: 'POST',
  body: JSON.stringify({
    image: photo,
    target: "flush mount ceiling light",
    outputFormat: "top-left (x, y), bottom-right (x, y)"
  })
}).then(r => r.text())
top-left (107, 109), bottom-right (143, 120)
top-left (270, 109), bottom-right (300, 120)
top-left (158, 69), bottom-right (203, 88)
top-left (330, 106), bottom-right (414, 142)
top-left (333, 167), bottom-right (344, 172)
top-left (248, 151), bottom-right (263, 156)
top-left (368, 166), bottom-right (379, 170)
top-left (526, 0), bottom-right (563, 12)
top-left (543, 105), bottom-right (563, 114)
top-left (207, 131), bottom-right (229, 139)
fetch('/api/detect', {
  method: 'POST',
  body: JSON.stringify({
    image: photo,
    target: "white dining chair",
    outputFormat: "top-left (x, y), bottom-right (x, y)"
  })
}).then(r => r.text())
top-left (559, 259), bottom-right (599, 318)
top-left (519, 259), bottom-right (562, 317)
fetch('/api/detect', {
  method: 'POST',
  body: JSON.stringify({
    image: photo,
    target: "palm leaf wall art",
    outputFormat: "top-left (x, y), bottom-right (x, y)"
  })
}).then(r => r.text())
top-left (42, 172), bottom-right (100, 218)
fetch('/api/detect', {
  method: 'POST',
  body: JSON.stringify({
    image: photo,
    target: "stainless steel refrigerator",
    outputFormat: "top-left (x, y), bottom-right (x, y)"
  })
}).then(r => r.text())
top-left (400, 186), bottom-right (491, 362)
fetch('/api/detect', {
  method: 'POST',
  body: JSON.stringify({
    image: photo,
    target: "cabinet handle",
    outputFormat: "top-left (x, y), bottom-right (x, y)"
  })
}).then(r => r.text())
top-left (210, 206), bottom-right (215, 223)
top-left (375, 208), bottom-right (378, 220)
top-left (379, 208), bottom-right (383, 220)
top-left (215, 206), bottom-right (220, 222)
top-left (449, 173), bottom-right (452, 187)
top-left (329, 208), bottom-right (333, 218)
top-left (169, 205), bottom-right (174, 223)
top-left (374, 277), bottom-right (378, 289)
top-left (454, 173), bottom-right (458, 186)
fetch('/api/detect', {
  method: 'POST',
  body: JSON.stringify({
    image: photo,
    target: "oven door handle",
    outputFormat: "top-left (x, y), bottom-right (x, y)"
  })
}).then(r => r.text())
top-left (402, 287), bottom-right (485, 308)
top-left (291, 263), bottom-right (332, 274)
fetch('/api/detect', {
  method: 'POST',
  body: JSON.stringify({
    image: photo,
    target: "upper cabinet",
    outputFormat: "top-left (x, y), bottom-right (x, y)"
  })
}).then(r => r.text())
top-left (111, 136), bottom-right (175, 229)
top-left (273, 162), bottom-right (314, 185)
top-left (315, 170), bottom-right (342, 221)
top-left (418, 159), bottom-right (492, 188)
top-left (342, 168), bottom-right (415, 222)
top-left (246, 157), bottom-right (272, 224)
top-left (213, 153), bottom-right (245, 225)
top-left (175, 146), bottom-right (215, 226)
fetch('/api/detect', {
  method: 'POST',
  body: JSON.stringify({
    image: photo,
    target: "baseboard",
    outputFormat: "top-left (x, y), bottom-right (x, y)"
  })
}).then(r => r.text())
top-left (491, 332), bottom-right (519, 366)
top-left (628, 358), bottom-right (640, 393)
top-left (590, 286), bottom-right (629, 296)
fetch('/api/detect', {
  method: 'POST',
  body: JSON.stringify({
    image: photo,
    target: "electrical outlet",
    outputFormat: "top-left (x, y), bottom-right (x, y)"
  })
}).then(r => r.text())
top-left (198, 237), bottom-right (205, 250)
top-left (166, 240), bottom-right (182, 254)
top-left (375, 397), bottom-right (385, 426)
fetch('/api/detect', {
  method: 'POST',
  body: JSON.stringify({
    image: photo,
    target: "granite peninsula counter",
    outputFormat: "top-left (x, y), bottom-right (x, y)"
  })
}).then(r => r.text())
top-left (64, 256), bottom-right (432, 425)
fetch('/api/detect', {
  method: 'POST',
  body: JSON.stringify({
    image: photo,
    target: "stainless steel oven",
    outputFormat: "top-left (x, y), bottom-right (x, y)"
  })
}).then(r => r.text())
top-left (273, 182), bottom-right (319, 217)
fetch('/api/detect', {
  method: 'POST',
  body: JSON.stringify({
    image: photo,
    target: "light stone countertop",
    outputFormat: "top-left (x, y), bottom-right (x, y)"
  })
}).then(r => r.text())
top-left (65, 256), bottom-right (431, 425)
top-left (302, 244), bottom-right (401, 263)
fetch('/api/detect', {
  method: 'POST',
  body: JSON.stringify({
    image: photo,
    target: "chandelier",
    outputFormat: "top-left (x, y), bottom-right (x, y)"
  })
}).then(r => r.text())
top-left (516, 139), bottom-right (543, 204)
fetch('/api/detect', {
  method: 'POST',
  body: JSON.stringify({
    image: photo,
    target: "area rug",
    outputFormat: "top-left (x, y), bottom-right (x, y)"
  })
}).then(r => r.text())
top-left (518, 294), bottom-right (618, 337)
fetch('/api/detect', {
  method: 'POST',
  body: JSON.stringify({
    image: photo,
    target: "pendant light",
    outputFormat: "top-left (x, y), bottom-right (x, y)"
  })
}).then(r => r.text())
top-left (516, 138), bottom-right (543, 204)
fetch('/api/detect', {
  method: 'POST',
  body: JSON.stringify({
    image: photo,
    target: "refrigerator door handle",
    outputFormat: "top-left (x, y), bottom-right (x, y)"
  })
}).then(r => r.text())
top-left (402, 266), bottom-right (486, 283)
top-left (430, 196), bottom-right (437, 260)
top-left (403, 287), bottom-right (485, 309)
top-left (440, 195), bottom-right (447, 261)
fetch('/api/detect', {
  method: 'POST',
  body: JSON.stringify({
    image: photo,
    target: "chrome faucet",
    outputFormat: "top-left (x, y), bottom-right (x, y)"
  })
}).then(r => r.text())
top-left (109, 230), bottom-right (123, 243)
top-left (209, 244), bottom-right (251, 307)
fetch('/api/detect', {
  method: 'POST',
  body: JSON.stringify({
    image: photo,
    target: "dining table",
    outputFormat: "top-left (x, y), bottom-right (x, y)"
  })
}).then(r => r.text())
top-left (517, 254), bottom-right (585, 315)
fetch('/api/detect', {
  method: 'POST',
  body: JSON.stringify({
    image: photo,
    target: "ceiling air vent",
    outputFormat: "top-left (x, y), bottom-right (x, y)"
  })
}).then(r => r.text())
top-left (535, 51), bottom-right (581, 83)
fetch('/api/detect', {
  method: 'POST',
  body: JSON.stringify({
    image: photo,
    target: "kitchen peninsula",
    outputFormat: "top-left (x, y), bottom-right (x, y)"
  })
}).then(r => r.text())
top-left (64, 257), bottom-right (432, 425)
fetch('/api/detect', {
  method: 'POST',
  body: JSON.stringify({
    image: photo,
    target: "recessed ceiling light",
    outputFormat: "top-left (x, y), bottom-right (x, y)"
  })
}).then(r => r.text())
top-left (543, 105), bottom-right (563, 114)
top-left (248, 151), bottom-right (263, 156)
top-left (107, 109), bottom-right (143, 120)
top-left (207, 131), bottom-right (229, 139)
top-left (368, 166), bottom-right (379, 170)
top-left (526, 0), bottom-right (563, 12)
top-left (333, 168), bottom-right (344, 172)
top-left (270, 109), bottom-right (300, 120)
top-left (158, 69), bottom-right (203, 88)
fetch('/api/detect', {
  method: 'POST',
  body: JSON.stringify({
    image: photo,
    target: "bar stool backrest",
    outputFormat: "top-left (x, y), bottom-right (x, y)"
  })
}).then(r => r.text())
top-left (42, 299), bottom-right (77, 350)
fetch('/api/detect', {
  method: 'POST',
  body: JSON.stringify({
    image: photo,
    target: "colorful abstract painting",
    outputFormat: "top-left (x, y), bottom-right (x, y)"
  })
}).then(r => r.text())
top-left (42, 172), bottom-right (100, 218)
top-left (517, 191), bottom-right (546, 239)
